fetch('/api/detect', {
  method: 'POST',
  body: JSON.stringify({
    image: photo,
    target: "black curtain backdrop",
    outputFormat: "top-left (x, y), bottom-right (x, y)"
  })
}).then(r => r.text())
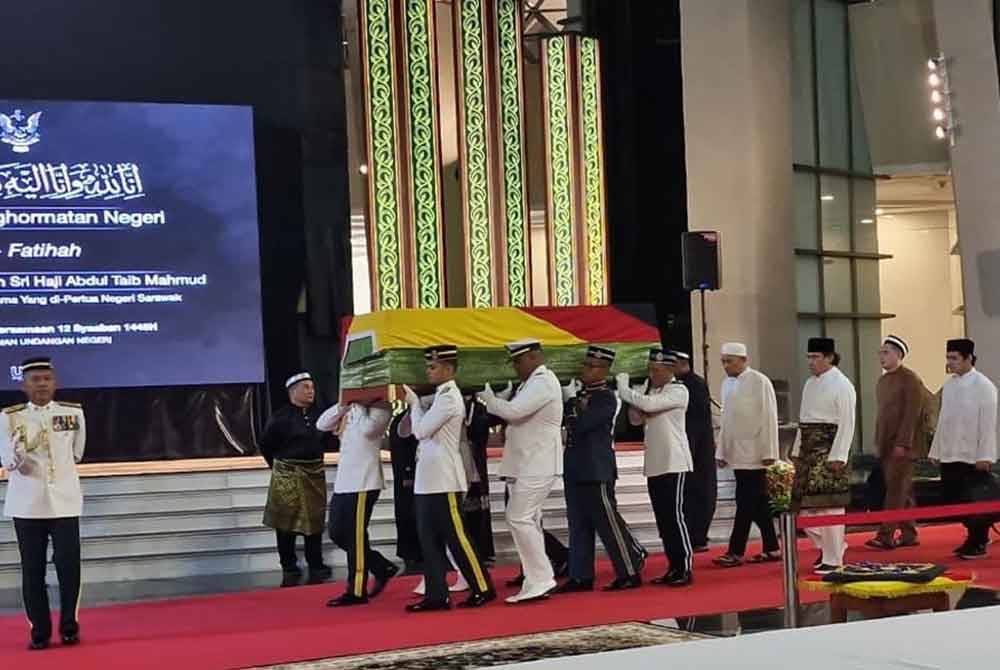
top-left (0, 0), bottom-right (351, 461)
top-left (597, 0), bottom-right (693, 354)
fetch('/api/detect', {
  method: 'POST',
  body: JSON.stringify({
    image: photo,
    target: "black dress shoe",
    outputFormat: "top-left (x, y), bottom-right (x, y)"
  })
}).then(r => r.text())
top-left (663, 570), bottom-right (693, 587)
top-left (307, 565), bottom-right (333, 584)
top-left (405, 598), bottom-right (451, 613)
top-left (636, 546), bottom-right (649, 571)
top-left (402, 560), bottom-right (424, 576)
top-left (369, 563), bottom-right (400, 598)
top-left (602, 575), bottom-right (642, 591)
top-left (505, 573), bottom-right (526, 588)
top-left (326, 593), bottom-right (369, 607)
top-left (552, 561), bottom-right (570, 579)
top-left (281, 570), bottom-right (303, 588)
top-left (458, 590), bottom-right (496, 608)
top-left (692, 545), bottom-right (710, 554)
top-left (28, 639), bottom-right (50, 651)
top-left (61, 633), bottom-right (81, 646)
top-left (552, 579), bottom-right (594, 594)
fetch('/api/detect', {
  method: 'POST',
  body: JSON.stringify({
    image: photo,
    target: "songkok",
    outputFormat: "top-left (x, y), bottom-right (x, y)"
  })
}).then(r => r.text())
top-left (20, 357), bottom-right (53, 372)
top-left (285, 371), bottom-right (312, 389)
top-left (673, 351), bottom-right (691, 361)
top-left (585, 344), bottom-right (616, 363)
top-left (424, 344), bottom-right (458, 362)
top-left (807, 337), bottom-right (836, 354)
top-left (883, 335), bottom-right (909, 358)
top-left (720, 342), bottom-right (748, 358)
top-left (947, 338), bottom-right (975, 356)
top-left (649, 348), bottom-right (677, 365)
top-left (505, 339), bottom-right (542, 359)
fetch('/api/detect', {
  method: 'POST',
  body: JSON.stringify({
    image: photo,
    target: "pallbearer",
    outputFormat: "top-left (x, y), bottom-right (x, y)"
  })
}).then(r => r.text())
top-left (322, 399), bottom-right (397, 606)
top-left (259, 372), bottom-right (333, 587)
top-left (673, 351), bottom-right (717, 552)
top-left (404, 345), bottom-right (495, 612)
top-left (555, 345), bottom-right (642, 593)
top-left (793, 338), bottom-right (856, 574)
top-left (0, 357), bottom-right (86, 650)
top-left (617, 349), bottom-right (694, 586)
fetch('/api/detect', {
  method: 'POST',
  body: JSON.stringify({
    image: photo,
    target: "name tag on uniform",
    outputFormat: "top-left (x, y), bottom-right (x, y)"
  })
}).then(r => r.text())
top-left (52, 415), bottom-right (79, 432)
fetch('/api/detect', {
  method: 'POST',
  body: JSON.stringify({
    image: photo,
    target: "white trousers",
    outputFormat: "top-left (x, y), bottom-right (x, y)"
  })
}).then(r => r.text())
top-left (802, 507), bottom-right (847, 566)
top-left (506, 475), bottom-right (558, 589)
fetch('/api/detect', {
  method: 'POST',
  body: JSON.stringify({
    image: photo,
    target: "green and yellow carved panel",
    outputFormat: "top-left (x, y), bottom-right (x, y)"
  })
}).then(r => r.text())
top-left (579, 37), bottom-right (608, 305)
top-left (403, 0), bottom-right (443, 308)
top-left (544, 37), bottom-right (576, 306)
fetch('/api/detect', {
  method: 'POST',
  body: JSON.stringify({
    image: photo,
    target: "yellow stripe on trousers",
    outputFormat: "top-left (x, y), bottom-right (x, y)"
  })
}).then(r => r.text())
top-left (353, 491), bottom-right (368, 597)
top-left (447, 493), bottom-right (489, 593)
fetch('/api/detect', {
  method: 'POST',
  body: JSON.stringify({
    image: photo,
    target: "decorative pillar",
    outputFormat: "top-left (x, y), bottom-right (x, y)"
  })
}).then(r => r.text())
top-left (577, 37), bottom-right (609, 305)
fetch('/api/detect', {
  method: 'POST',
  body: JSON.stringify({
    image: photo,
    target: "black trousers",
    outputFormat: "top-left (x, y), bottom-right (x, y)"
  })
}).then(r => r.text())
top-left (329, 490), bottom-right (396, 597)
top-left (393, 480), bottom-right (423, 563)
top-left (684, 441), bottom-right (718, 547)
top-left (13, 517), bottom-right (81, 644)
top-left (415, 492), bottom-right (493, 603)
top-left (503, 483), bottom-right (568, 567)
top-left (647, 473), bottom-right (693, 573)
top-left (728, 469), bottom-right (780, 556)
top-left (275, 530), bottom-right (324, 572)
top-left (940, 461), bottom-right (991, 546)
top-left (564, 481), bottom-right (639, 581)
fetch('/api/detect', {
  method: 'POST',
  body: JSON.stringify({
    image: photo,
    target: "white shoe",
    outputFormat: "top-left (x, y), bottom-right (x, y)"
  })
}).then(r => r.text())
top-left (505, 579), bottom-right (557, 604)
top-left (413, 578), bottom-right (426, 596)
top-left (449, 574), bottom-right (470, 592)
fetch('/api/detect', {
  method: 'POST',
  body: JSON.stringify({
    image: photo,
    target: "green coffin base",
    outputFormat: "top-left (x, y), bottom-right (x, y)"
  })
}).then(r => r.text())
top-left (341, 342), bottom-right (656, 390)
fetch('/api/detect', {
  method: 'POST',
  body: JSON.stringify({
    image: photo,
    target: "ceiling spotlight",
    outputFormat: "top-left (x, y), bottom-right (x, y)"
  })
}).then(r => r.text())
top-left (359, 164), bottom-right (369, 175)
top-left (935, 125), bottom-right (947, 140)
top-left (933, 108), bottom-right (946, 122)
top-left (820, 194), bottom-right (835, 201)
top-left (931, 90), bottom-right (943, 104)
top-left (928, 73), bottom-right (942, 87)
top-left (860, 218), bottom-right (874, 224)
top-left (927, 58), bottom-right (937, 71)
top-left (875, 208), bottom-right (884, 215)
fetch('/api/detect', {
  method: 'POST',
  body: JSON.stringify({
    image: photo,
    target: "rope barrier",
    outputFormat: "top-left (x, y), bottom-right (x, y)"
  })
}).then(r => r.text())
top-left (794, 500), bottom-right (1000, 529)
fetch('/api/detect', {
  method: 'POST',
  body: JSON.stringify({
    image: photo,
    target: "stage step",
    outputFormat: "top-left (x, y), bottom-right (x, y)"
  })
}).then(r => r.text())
top-left (0, 452), bottom-right (741, 602)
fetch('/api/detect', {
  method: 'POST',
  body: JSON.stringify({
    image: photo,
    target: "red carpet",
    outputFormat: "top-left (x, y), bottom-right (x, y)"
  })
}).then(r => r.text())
top-left (0, 523), bottom-right (996, 669)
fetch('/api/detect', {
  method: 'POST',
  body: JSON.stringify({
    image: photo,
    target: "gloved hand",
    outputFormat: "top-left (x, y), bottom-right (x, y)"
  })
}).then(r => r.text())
top-left (402, 384), bottom-right (419, 407)
top-left (615, 373), bottom-right (631, 392)
top-left (561, 378), bottom-right (581, 401)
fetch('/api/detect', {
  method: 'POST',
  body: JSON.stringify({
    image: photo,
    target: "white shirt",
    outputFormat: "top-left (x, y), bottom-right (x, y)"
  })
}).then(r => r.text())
top-left (0, 401), bottom-right (86, 519)
top-left (929, 369), bottom-right (998, 464)
top-left (792, 366), bottom-right (857, 463)
top-left (319, 403), bottom-right (392, 493)
top-left (619, 380), bottom-right (692, 477)
top-left (717, 367), bottom-right (779, 470)
top-left (410, 380), bottom-right (467, 494)
top-left (483, 365), bottom-right (564, 478)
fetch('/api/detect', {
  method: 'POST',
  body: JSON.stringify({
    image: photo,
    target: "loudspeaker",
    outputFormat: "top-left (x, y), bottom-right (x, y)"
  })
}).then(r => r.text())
top-left (563, 0), bottom-right (599, 37)
top-left (682, 231), bottom-right (721, 290)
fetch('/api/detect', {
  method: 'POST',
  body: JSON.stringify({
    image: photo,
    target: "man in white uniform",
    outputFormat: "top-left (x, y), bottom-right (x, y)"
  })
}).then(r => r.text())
top-left (713, 343), bottom-right (781, 567)
top-left (321, 399), bottom-right (396, 606)
top-left (404, 345), bottom-right (495, 611)
top-left (0, 357), bottom-right (86, 650)
top-left (792, 338), bottom-right (856, 574)
top-left (479, 339), bottom-right (563, 603)
top-left (617, 349), bottom-right (694, 586)
top-left (929, 338), bottom-right (998, 560)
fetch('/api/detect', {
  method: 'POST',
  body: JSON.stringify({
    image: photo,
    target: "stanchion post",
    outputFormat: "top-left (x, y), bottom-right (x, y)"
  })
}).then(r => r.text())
top-left (780, 511), bottom-right (800, 629)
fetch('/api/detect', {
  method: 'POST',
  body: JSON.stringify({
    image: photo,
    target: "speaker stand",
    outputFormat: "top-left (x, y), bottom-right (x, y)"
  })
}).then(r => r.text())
top-left (699, 288), bottom-right (710, 387)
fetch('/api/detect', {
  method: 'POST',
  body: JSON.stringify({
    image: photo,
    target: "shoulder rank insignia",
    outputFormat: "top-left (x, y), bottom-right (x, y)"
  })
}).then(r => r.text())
top-left (55, 401), bottom-right (82, 409)
top-left (2, 403), bottom-right (26, 414)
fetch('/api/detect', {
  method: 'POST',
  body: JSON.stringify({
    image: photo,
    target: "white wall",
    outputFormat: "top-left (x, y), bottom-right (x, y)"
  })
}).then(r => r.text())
top-left (878, 210), bottom-right (959, 389)
top-left (681, 0), bottom-right (797, 399)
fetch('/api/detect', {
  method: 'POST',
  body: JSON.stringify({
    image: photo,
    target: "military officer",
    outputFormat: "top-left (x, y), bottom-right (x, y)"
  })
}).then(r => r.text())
top-left (321, 398), bottom-right (396, 607)
top-left (258, 372), bottom-right (333, 587)
top-left (0, 357), bottom-right (86, 650)
top-left (555, 345), bottom-right (642, 593)
top-left (403, 345), bottom-right (495, 612)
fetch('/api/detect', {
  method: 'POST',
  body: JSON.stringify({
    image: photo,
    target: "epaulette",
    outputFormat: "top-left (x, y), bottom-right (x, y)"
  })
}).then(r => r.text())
top-left (2, 403), bottom-right (26, 414)
top-left (55, 401), bottom-right (82, 409)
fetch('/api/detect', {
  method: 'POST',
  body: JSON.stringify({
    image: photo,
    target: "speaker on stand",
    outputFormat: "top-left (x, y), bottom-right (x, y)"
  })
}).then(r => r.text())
top-left (681, 231), bottom-right (722, 385)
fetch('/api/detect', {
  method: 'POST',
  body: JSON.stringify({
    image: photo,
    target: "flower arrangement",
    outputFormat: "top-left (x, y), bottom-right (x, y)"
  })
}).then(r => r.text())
top-left (766, 460), bottom-right (796, 514)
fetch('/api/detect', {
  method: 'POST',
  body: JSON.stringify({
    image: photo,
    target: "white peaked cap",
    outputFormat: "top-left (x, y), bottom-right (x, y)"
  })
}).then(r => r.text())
top-left (720, 342), bottom-right (748, 357)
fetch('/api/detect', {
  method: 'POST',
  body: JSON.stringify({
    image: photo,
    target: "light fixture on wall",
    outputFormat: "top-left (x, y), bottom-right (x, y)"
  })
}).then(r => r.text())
top-left (927, 53), bottom-right (957, 146)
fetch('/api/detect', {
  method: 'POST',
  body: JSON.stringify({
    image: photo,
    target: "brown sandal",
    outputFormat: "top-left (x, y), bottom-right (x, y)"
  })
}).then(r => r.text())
top-left (712, 553), bottom-right (743, 567)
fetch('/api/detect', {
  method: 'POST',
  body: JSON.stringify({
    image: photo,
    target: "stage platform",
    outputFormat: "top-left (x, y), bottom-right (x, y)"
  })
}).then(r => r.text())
top-left (0, 524), bottom-right (996, 669)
